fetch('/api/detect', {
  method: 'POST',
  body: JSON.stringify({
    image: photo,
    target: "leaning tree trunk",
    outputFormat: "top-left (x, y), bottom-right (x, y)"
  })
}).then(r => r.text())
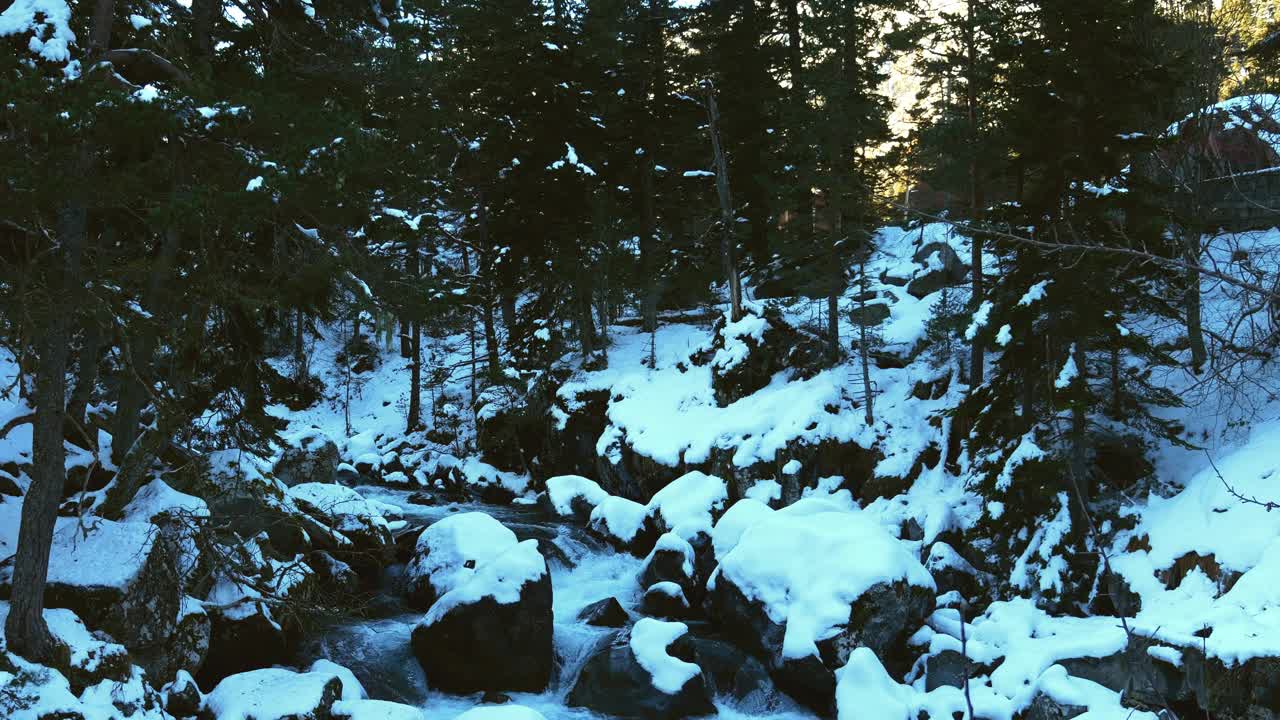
top-left (1183, 225), bottom-right (1207, 372)
top-left (705, 84), bottom-right (743, 322)
top-left (5, 202), bottom-right (87, 662)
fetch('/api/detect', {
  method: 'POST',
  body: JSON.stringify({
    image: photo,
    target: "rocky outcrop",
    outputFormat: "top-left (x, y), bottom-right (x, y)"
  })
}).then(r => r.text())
top-left (411, 539), bottom-right (553, 694)
top-left (579, 597), bottom-right (631, 628)
top-left (906, 241), bottom-right (969, 299)
top-left (692, 308), bottom-right (829, 408)
top-left (273, 433), bottom-right (340, 487)
top-left (0, 517), bottom-right (180, 660)
top-left (199, 667), bottom-right (344, 720)
top-left (135, 599), bottom-right (211, 687)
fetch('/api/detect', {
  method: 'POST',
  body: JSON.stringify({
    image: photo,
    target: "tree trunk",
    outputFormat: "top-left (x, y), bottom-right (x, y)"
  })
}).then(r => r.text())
top-left (408, 321), bottom-right (422, 431)
top-left (1067, 339), bottom-right (1090, 535)
top-left (5, 201), bottom-right (87, 662)
top-left (399, 317), bottom-right (412, 359)
top-left (966, 0), bottom-right (985, 388)
top-left (477, 194), bottom-right (501, 382)
top-left (705, 84), bottom-right (743, 322)
top-left (66, 316), bottom-right (101, 433)
top-left (858, 255), bottom-right (874, 425)
top-left (1184, 227), bottom-right (1207, 372)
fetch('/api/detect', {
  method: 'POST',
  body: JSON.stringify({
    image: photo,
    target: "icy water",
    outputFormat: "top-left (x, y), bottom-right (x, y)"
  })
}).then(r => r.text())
top-left (294, 486), bottom-right (816, 720)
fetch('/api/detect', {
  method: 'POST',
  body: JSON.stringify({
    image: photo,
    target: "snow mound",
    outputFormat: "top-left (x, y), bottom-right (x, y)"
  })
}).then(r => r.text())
top-left (422, 539), bottom-right (548, 625)
top-left (288, 482), bottom-right (390, 535)
top-left (123, 478), bottom-right (209, 521)
top-left (589, 495), bottom-right (648, 544)
top-left (629, 618), bottom-right (700, 695)
top-left (408, 511), bottom-right (519, 600)
top-left (546, 474), bottom-right (609, 516)
top-left (1112, 418), bottom-right (1280, 664)
top-left (203, 668), bottom-right (345, 720)
top-left (452, 706), bottom-right (547, 720)
top-left (717, 500), bottom-right (934, 660)
top-left (333, 699), bottom-right (426, 720)
top-left (710, 498), bottom-right (774, 561)
top-left (646, 470), bottom-right (727, 540)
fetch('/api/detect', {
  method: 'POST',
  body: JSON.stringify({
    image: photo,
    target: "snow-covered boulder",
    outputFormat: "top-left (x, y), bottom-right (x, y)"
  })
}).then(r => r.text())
top-left (288, 483), bottom-right (392, 552)
top-left (566, 618), bottom-right (715, 719)
top-left (588, 495), bottom-right (655, 556)
top-left (906, 241), bottom-right (968, 299)
top-left (410, 539), bottom-right (553, 693)
top-left (0, 602), bottom-right (132, 693)
top-left (695, 309), bottom-right (829, 407)
top-left (544, 474), bottom-right (610, 522)
top-left (707, 501), bottom-right (935, 714)
top-left (200, 667), bottom-right (345, 720)
top-left (333, 698), bottom-right (426, 720)
top-left (274, 431), bottom-right (340, 487)
top-left (163, 669), bottom-right (203, 717)
top-left (0, 517), bottom-right (180, 655)
top-left (404, 511), bottom-right (518, 611)
top-left (641, 581), bottom-right (691, 619)
top-left (640, 533), bottom-right (698, 601)
top-left (200, 596), bottom-right (292, 688)
top-left (646, 471), bottom-right (726, 541)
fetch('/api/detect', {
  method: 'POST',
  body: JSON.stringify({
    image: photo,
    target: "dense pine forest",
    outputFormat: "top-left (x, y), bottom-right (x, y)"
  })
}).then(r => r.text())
top-left (2, 1), bottom-right (1280, 719)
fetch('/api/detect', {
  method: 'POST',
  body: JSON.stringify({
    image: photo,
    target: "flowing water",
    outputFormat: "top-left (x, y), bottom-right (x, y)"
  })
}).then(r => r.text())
top-left (294, 486), bottom-right (815, 720)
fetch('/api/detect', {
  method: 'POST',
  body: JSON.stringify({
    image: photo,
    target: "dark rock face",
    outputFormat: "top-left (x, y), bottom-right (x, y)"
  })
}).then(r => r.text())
top-left (411, 571), bottom-right (554, 694)
top-left (579, 597), bottom-right (630, 628)
top-left (1058, 641), bottom-right (1280, 720)
top-left (308, 550), bottom-right (360, 595)
top-left (135, 605), bottom-right (211, 687)
top-left (682, 635), bottom-right (773, 707)
top-left (641, 583), bottom-right (692, 619)
top-left (199, 601), bottom-right (293, 689)
top-left (640, 541), bottom-right (697, 599)
top-left (163, 672), bottom-right (203, 718)
top-left (694, 309), bottom-right (829, 408)
top-left (273, 437), bottom-right (339, 487)
top-left (1016, 694), bottom-right (1087, 720)
top-left (907, 242), bottom-right (969, 299)
top-left (924, 649), bottom-right (997, 692)
top-left (849, 302), bottom-right (891, 327)
top-left (566, 629), bottom-right (716, 719)
top-left (707, 573), bottom-right (934, 715)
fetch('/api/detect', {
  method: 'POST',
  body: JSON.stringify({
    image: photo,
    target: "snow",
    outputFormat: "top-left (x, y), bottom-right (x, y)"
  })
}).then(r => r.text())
top-left (545, 474), bottom-right (609, 516)
top-left (422, 539), bottom-right (547, 624)
top-left (964, 300), bottom-right (993, 341)
top-left (407, 511), bottom-right (519, 600)
top-left (629, 618), bottom-right (700, 695)
top-left (835, 647), bottom-right (914, 720)
top-left (133, 84), bottom-right (161, 103)
top-left (710, 498), bottom-right (774, 561)
top-left (744, 479), bottom-right (781, 503)
top-left (588, 495), bottom-right (648, 544)
top-left (246, 176), bottom-right (265, 191)
top-left (716, 500), bottom-right (935, 660)
top-left (334, 699), bottom-right (426, 720)
top-left (128, 13), bottom-right (152, 30)
top-left (288, 482), bottom-right (390, 535)
top-left (123, 478), bottom-right (209, 520)
top-left (995, 324), bottom-right (1012, 346)
top-left (1110, 418), bottom-right (1280, 664)
top-left (3, 517), bottom-right (159, 591)
top-left (1017, 279), bottom-right (1051, 306)
top-left (203, 668), bottom-right (349, 720)
top-left (0, 0), bottom-right (75, 63)
top-left (1053, 348), bottom-right (1078, 389)
top-left (645, 532), bottom-right (694, 576)
top-left (645, 470), bottom-right (727, 539)
top-left (309, 658), bottom-right (367, 701)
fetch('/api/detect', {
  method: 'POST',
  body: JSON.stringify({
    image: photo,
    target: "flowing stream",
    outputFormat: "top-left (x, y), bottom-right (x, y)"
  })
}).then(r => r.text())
top-left (293, 486), bottom-right (816, 720)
